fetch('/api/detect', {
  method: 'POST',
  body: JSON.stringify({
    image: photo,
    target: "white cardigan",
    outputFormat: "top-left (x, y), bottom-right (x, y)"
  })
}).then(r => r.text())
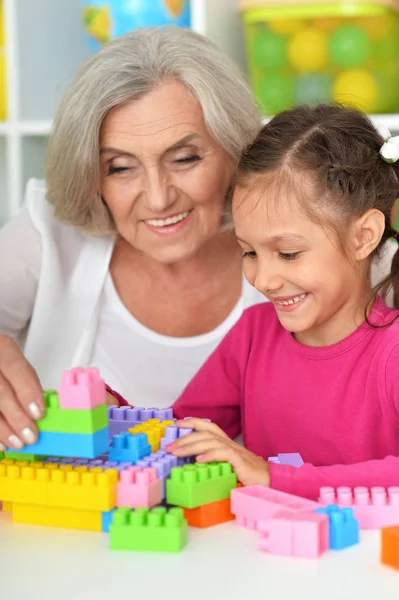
top-left (0, 178), bottom-right (397, 392)
top-left (0, 179), bottom-right (114, 388)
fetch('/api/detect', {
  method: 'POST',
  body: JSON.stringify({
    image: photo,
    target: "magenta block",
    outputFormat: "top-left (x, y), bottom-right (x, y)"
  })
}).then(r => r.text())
top-left (117, 466), bottom-right (162, 508)
top-left (319, 486), bottom-right (399, 530)
top-left (231, 485), bottom-right (322, 531)
top-left (58, 367), bottom-right (106, 410)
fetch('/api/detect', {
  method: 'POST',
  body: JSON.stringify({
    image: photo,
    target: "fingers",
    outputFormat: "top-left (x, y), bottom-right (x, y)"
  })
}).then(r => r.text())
top-left (0, 373), bottom-right (39, 449)
top-left (167, 431), bottom-right (235, 460)
top-left (176, 418), bottom-right (229, 439)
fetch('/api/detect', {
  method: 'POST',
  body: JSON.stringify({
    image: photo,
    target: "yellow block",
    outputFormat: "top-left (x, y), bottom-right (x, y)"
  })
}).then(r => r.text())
top-left (2, 501), bottom-right (12, 512)
top-left (0, 462), bottom-right (118, 511)
top-left (129, 419), bottom-right (175, 453)
top-left (12, 502), bottom-right (102, 531)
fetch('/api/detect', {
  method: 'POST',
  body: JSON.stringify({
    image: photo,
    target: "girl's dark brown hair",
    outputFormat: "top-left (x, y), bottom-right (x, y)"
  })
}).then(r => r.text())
top-left (236, 104), bottom-right (399, 319)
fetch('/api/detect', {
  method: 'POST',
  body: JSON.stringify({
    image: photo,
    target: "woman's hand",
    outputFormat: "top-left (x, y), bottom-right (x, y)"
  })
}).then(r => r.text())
top-left (0, 334), bottom-right (45, 451)
top-left (166, 418), bottom-right (270, 487)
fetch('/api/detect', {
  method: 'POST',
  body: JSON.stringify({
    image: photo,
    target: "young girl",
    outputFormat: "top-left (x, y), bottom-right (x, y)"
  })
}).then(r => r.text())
top-left (164, 104), bottom-right (399, 500)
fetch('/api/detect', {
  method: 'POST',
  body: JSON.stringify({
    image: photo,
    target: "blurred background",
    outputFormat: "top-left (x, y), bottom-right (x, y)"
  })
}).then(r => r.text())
top-left (1, 0), bottom-right (399, 224)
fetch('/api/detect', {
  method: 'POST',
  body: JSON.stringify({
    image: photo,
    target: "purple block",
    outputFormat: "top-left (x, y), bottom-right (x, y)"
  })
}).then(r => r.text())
top-left (107, 406), bottom-right (141, 439)
top-left (160, 425), bottom-right (193, 451)
top-left (268, 453), bottom-right (304, 468)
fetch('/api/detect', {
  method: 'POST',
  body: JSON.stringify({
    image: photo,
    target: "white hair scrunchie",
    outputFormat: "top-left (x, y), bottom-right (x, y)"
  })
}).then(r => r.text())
top-left (374, 120), bottom-right (399, 164)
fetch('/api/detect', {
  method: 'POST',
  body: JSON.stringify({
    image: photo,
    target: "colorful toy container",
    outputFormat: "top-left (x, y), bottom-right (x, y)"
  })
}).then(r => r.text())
top-left (239, 0), bottom-right (399, 114)
top-left (0, 0), bottom-right (6, 121)
top-left (82, 0), bottom-right (191, 51)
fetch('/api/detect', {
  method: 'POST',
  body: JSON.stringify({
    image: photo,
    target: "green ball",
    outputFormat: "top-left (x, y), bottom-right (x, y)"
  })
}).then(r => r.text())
top-left (257, 73), bottom-right (294, 114)
top-left (252, 30), bottom-right (288, 70)
top-left (294, 74), bottom-right (332, 105)
top-left (329, 25), bottom-right (371, 68)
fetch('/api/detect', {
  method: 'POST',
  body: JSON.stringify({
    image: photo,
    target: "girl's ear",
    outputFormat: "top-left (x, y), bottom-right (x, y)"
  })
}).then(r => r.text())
top-left (352, 209), bottom-right (385, 261)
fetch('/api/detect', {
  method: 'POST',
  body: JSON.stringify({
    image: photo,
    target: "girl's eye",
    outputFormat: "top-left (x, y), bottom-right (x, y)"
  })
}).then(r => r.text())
top-left (107, 165), bottom-right (131, 175)
top-left (279, 252), bottom-right (301, 261)
top-left (173, 155), bottom-right (201, 164)
top-left (243, 251), bottom-right (257, 259)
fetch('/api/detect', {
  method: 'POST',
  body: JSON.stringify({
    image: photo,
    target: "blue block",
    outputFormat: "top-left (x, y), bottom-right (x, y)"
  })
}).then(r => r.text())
top-left (102, 509), bottom-right (116, 533)
top-left (108, 432), bottom-right (151, 464)
top-left (315, 504), bottom-right (359, 550)
top-left (7, 427), bottom-right (109, 459)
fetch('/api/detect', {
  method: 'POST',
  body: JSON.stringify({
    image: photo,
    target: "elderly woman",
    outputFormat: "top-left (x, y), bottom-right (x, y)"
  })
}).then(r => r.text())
top-left (0, 26), bottom-right (264, 451)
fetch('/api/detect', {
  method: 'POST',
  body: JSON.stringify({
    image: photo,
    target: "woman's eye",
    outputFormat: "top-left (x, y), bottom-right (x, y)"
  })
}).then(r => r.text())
top-left (173, 155), bottom-right (201, 164)
top-left (107, 165), bottom-right (131, 175)
top-left (279, 252), bottom-right (301, 261)
top-left (243, 251), bottom-right (257, 259)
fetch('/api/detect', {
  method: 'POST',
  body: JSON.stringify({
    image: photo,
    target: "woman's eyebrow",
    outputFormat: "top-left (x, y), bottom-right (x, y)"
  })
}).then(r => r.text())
top-left (100, 134), bottom-right (202, 159)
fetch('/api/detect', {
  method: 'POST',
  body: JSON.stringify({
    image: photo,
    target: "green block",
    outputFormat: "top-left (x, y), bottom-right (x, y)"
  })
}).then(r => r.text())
top-left (0, 452), bottom-right (4, 460)
top-left (110, 507), bottom-right (187, 552)
top-left (4, 452), bottom-right (45, 462)
top-left (166, 462), bottom-right (237, 509)
top-left (37, 390), bottom-right (108, 434)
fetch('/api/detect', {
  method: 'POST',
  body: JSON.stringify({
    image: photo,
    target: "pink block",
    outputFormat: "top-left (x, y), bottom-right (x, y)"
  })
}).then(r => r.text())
top-left (58, 367), bottom-right (106, 410)
top-left (231, 485), bottom-right (322, 531)
top-left (258, 510), bottom-right (329, 559)
top-left (117, 466), bottom-right (162, 508)
top-left (319, 486), bottom-right (399, 530)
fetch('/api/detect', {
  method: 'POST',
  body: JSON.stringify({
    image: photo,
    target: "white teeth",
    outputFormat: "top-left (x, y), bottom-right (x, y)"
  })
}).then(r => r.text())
top-left (276, 293), bottom-right (306, 306)
top-left (146, 211), bottom-right (189, 227)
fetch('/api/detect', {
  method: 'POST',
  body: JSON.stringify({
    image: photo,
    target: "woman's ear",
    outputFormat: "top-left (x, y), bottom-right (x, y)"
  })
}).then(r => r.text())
top-left (352, 209), bottom-right (385, 261)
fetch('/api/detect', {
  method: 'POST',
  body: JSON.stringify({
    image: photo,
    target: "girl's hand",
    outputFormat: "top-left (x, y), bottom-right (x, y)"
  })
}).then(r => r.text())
top-left (166, 418), bottom-right (270, 487)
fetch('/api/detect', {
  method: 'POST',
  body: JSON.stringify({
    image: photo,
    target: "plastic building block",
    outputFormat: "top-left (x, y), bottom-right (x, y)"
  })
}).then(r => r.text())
top-left (258, 510), bottom-right (329, 558)
top-left (183, 497), bottom-right (235, 528)
top-left (128, 419), bottom-right (175, 453)
top-left (381, 526), bottom-right (399, 570)
top-left (108, 432), bottom-right (151, 464)
top-left (12, 502), bottom-right (103, 531)
top-left (136, 451), bottom-right (180, 499)
top-left (0, 452), bottom-right (4, 460)
top-left (37, 390), bottom-right (107, 434)
top-left (6, 427), bottom-right (109, 459)
top-left (160, 424), bottom-right (193, 451)
top-left (117, 466), bottom-right (162, 508)
top-left (231, 485), bottom-right (321, 531)
top-left (166, 462), bottom-right (237, 509)
top-left (268, 453), bottom-right (304, 467)
top-left (102, 509), bottom-right (116, 533)
top-left (58, 367), bottom-right (106, 410)
top-left (5, 452), bottom-right (45, 462)
top-left (319, 486), bottom-right (399, 530)
top-left (0, 462), bottom-right (118, 511)
top-left (2, 501), bottom-right (12, 512)
top-left (108, 407), bottom-right (175, 438)
top-left (315, 505), bottom-right (359, 550)
top-left (110, 506), bottom-right (187, 552)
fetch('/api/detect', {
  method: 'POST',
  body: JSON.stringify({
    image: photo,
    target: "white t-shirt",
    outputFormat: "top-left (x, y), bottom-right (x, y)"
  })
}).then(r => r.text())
top-left (91, 273), bottom-right (266, 408)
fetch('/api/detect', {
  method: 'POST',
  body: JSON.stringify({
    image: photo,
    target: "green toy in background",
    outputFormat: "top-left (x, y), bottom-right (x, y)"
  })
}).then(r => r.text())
top-left (239, 0), bottom-right (399, 115)
top-left (82, 0), bottom-right (191, 51)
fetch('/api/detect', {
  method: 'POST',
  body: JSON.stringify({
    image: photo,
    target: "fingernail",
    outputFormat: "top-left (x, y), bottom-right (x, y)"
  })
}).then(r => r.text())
top-left (197, 455), bottom-right (205, 462)
top-left (21, 428), bottom-right (37, 445)
top-left (165, 443), bottom-right (174, 451)
top-left (28, 402), bottom-right (42, 420)
top-left (8, 435), bottom-right (24, 450)
top-left (0, 442), bottom-right (5, 452)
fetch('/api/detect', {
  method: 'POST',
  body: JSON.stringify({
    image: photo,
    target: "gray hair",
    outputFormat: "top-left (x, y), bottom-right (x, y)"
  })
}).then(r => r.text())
top-left (46, 26), bottom-right (261, 233)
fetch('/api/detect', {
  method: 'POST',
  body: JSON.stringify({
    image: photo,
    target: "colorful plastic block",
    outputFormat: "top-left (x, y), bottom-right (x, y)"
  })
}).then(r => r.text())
top-left (231, 485), bottom-right (321, 531)
top-left (58, 367), bottom-right (106, 410)
top-left (0, 462), bottom-right (118, 511)
top-left (319, 486), bottom-right (399, 530)
top-left (136, 451), bottom-right (180, 499)
top-left (258, 510), bottom-right (329, 558)
top-left (315, 505), bottom-right (359, 550)
top-left (110, 506), bottom-right (187, 552)
top-left (5, 452), bottom-right (45, 462)
top-left (37, 390), bottom-right (107, 434)
top-left (2, 501), bottom-right (12, 512)
top-left (12, 502), bottom-right (103, 531)
top-left (108, 432), bottom-right (151, 464)
top-left (117, 466), bottom-right (162, 508)
top-left (166, 462), bottom-right (237, 509)
top-left (160, 424), bottom-right (193, 451)
top-left (128, 419), bottom-right (175, 453)
top-left (381, 526), bottom-right (399, 570)
top-left (102, 509), bottom-right (116, 533)
top-left (183, 497), bottom-right (235, 528)
top-left (268, 453), bottom-right (304, 467)
top-left (7, 427), bottom-right (109, 459)
top-left (108, 406), bottom-right (174, 438)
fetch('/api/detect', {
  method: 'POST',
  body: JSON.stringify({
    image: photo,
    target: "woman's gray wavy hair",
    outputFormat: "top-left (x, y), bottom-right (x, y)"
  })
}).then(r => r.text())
top-left (46, 26), bottom-right (261, 234)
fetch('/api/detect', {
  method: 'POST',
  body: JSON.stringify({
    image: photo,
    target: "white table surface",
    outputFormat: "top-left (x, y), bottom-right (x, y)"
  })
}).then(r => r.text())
top-left (0, 512), bottom-right (398, 600)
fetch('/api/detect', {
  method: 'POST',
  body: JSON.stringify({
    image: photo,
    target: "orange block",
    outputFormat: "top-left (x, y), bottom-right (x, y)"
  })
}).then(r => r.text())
top-left (183, 497), bottom-right (234, 528)
top-left (381, 526), bottom-right (399, 570)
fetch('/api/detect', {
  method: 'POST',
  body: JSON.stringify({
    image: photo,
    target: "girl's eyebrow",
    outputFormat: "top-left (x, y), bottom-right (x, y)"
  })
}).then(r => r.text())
top-left (99, 134), bottom-right (202, 159)
top-left (236, 233), bottom-right (306, 245)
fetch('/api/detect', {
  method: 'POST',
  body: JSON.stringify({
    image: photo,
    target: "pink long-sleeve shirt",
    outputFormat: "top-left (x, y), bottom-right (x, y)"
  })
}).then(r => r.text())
top-left (172, 296), bottom-right (399, 500)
